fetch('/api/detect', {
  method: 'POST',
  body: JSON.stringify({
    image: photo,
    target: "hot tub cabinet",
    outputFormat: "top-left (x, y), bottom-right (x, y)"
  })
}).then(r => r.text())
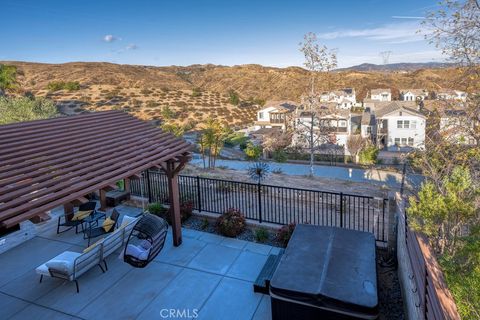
top-left (269, 225), bottom-right (378, 320)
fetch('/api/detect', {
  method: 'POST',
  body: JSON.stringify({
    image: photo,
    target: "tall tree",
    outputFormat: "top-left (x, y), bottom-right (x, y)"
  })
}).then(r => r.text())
top-left (296, 33), bottom-right (338, 176)
top-left (0, 64), bottom-right (17, 95)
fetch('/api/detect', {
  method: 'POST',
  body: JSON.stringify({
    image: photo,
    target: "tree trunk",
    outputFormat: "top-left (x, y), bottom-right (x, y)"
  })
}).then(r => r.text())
top-left (309, 114), bottom-right (315, 176)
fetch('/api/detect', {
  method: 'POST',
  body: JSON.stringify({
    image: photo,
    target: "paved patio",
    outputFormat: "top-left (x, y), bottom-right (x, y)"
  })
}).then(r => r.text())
top-left (0, 205), bottom-right (279, 320)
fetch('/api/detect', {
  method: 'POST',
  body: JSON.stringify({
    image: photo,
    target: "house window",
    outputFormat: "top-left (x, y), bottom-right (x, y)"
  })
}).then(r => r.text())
top-left (259, 112), bottom-right (264, 119)
top-left (408, 138), bottom-right (414, 146)
top-left (411, 120), bottom-right (417, 129)
top-left (339, 120), bottom-right (347, 127)
top-left (403, 120), bottom-right (410, 129)
top-left (367, 126), bottom-right (372, 134)
top-left (394, 138), bottom-right (400, 145)
top-left (397, 120), bottom-right (403, 128)
top-left (401, 138), bottom-right (407, 145)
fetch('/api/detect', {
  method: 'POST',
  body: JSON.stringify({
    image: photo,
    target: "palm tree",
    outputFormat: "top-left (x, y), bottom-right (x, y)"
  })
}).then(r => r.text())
top-left (0, 64), bottom-right (17, 95)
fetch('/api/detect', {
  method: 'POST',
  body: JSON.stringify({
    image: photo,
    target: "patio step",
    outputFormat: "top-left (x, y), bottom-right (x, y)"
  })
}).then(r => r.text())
top-left (253, 250), bottom-right (284, 295)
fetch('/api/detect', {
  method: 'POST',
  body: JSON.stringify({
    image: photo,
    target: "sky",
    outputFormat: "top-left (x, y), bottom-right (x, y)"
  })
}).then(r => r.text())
top-left (0, 0), bottom-right (445, 68)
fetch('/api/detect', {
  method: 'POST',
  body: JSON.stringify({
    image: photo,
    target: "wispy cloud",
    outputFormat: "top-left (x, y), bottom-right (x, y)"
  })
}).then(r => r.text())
top-left (103, 34), bottom-right (121, 43)
top-left (317, 21), bottom-right (427, 44)
top-left (126, 44), bottom-right (138, 50)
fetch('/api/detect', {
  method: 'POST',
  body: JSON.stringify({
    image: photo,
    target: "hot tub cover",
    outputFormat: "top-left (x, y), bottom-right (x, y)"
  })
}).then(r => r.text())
top-left (269, 224), bottom-right (378, 318)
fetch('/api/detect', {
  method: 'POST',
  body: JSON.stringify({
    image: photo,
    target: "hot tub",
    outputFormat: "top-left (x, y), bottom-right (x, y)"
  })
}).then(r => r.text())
top-left (269, 224), bottom-right (378, 320)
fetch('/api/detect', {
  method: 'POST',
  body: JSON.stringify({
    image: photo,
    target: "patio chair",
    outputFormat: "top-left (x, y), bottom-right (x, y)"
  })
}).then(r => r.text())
top-left (84, 209), bottom-right (120, 246)
top-left (56, 201), bottom-right (99, 234)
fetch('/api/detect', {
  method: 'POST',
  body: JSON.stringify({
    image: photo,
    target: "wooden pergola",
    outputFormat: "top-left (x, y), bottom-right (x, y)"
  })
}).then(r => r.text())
top-left (0, 111), bottom-right (192, 246)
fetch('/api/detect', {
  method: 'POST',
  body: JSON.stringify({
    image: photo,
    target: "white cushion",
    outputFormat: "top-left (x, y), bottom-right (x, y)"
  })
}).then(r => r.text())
top-left (36, 251), bottom-right (81, 276)
top-left (121, 215), bottom-right (138, 227)
top-left (125, 244), bottom-right (150, 260)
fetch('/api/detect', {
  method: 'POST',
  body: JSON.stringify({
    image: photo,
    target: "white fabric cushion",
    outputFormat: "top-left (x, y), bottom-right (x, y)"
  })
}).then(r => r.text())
top-left (44, 251), bottom-right (81, 275)
top-left (36, 251), bottom-right (81, 276)
top-left (121, 215), bottom-right (138, 227)
top-left (125, 244), bottom-right (150, 260)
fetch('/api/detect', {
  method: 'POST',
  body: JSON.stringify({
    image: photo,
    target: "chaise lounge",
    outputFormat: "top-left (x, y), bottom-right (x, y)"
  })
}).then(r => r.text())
top-left (36, 214), bottom-right (140, 292)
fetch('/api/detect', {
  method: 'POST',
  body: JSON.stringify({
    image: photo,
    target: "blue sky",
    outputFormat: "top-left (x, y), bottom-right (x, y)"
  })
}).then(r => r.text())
top-left (0, 0), bottom-right (444, 68)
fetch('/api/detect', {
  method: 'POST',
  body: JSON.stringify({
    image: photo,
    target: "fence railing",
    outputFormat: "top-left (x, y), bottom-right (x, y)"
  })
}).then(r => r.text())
top-left (130, 170), bottom-right (389, 244)
top-left (396, 188), bottom-right (460, 320)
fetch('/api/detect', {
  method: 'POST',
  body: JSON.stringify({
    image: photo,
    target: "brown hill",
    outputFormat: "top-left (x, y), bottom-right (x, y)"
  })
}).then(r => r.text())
top-left (2, 61), bottom-right (475, 127)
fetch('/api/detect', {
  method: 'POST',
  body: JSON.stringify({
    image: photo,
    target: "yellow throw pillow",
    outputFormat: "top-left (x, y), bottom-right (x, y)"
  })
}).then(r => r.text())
top-left (71, 210), bottom-right (92, 221)
top-left (102, 217), bottom-right (115, 232)
top-left (83, 238), bottom-right (103, 253)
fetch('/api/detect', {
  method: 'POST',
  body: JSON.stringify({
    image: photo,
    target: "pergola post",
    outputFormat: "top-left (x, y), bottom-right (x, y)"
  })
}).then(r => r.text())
top-left (63, 202), bottom-right (74, 218)
top-left (124, 178), bottom-right (131, 200)
top-left (99, 189), bottom-right (108, 212)
top-left (160, 155), bottom-right (190, 247)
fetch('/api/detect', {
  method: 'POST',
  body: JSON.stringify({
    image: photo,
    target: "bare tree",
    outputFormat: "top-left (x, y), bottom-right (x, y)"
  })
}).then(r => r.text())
top-left (297, 33), bottom-right (338, 176)
top-left (346, 135), bottom-right (367, 163)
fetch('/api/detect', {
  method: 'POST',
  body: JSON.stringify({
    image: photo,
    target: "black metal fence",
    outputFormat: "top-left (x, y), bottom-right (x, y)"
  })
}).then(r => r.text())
top-left (130, 170), bottom-right (389, 244)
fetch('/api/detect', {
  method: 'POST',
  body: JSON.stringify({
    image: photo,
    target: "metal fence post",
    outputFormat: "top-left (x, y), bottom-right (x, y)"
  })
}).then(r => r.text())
top-left (340, 192), bottom-right (344, 228)
top-left (258, 182), bottom-right (263, 223)
top-left (196, 176), bottom-right (202, 212)
top-left (146, 170), bottom-right (152, 203)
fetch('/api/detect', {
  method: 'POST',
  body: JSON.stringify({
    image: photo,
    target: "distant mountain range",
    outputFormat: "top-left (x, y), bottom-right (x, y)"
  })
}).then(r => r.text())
top-left (337, 62), bottom-right (454, 72)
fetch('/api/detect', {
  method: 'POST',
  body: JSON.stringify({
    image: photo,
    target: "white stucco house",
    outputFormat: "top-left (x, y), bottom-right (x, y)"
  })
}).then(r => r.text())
top-left (292, 109), bottom-right (351, 151)
top-left (320, 88), bottom-right (356, 109)
top-left (370, 89), bottom-right (391, 102)
top-left (439, 110), bottom-right (477, 145)
top-left (253, 101), bottom-right (297, 131)
top-left (374, 102), bottom-right (426, 150)
top-left (400, 89), bottom-right (429, 101)
top-left (436, 89), bottom-right (467, 102)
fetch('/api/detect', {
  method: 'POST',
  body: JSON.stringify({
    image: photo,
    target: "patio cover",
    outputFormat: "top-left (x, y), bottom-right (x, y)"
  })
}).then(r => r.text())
top-left (0, 111), bottom-right (192, 237)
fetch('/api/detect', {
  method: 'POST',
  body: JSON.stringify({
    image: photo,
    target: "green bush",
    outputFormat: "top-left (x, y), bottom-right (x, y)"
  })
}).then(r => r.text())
top-left (272, 150), bottom-right (288, 163)
top-left (225, 133), bottom-right (249, 147)
top-left (191, 87), bottom-right (202, 97)
top-left (255, 227), bottom-right (269, 243)
top-left (276, 223), bottom-right (296, 247)
top-left (147, 202), bottom-right (166, 216)
top-left (228, 90), bottom-right (240, 105)
top-left (201, 218), bottom-right (210, 230)
top-left (216, 208), bottom-right (246, 237)
top-left (0, 96), bottom-right (57, 125)
top-left (359, 145), bottom-right (379, 165)
top-left (149, 201), bottom-right (193, 225)
top-left (47, 81), bottom-right (80, 91)
top-left (245, 142), bottom-right (262, 160)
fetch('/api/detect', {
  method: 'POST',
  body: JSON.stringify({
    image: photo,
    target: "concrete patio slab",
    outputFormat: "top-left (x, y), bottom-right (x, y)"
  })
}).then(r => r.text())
top-left (8, 303), bottom-right (82, 320)
top-left (36, 252), bottom-right (132, 315)
top-left (78, 261), bottom-right (182, 320)
top-left (187, 243), bottom-right (241, 275)
top-left (38, 224), bottom-right (89, 247)
top-left (0, 237), bottom-right (75, 287)
top-left (252, 296), bottom-right (272, 320)
top-left (198, 277), bottom-right (263, 320)
top-left (244, 242), bottom-right (273, 255)
top-left (137, 268), bottom-right (222, 320)
top-left (155, 237), bottom-right (207, 267)
top-left (182, 228), bottom-right (204, 239)
top-left (226, 251), bottom-right (269, 282)
top-left (0, 292), bottom-right (29, 319)
top-left (197, 232), bottom-right (225, 244)
top-left (221, 237), bottom-right (248, 250)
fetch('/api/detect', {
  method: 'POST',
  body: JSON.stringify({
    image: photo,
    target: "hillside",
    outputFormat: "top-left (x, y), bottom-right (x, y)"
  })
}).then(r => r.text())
top-left (2, 61), bottom-right (475, 127)
top-left (337, 62), bottom-right (454, 72)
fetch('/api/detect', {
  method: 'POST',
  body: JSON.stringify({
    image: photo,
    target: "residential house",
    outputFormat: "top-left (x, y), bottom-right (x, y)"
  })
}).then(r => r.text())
top-left (360, 111), bottom-right (375, 140)
top-left (292, 109), bottom-right (351, 151)
top-left (253, 100), bottom-right (297, 131)
top-left (400, 89), bottom-right (429, 101)
top-left (439, 110), bottom-right (477, 145)
top-left (374, 102), bottom-right (426, 150)
top-left (320, 88), bottom-right (356, 109)
top-left (436, 89), bottom-right (467, 102)
top-left (370, 89), bottom-right (391, 102)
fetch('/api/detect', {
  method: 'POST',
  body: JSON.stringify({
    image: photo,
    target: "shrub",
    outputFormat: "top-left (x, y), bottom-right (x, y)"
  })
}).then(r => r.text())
top-left (47, 81), bottom-right (80, 91)
top-left (191, 87), bottom-right (202, 97)
top-left (0, 96), bottom-right (57, 125)
top-left (272, 150), bottom-right (288, 163)
top-left (201, 218), bottom-right (210, 230)
top-left (228, 90), bottom-right (240, 105)
top-left (216, 208), bottom-right (246, 237)
top-left (147, 202), bottom-right (166, 216)
top-left (255, 227), bottom-right (269, 243)
top-left (276, 223), bottom-right (296, 247)
top-left (359, 145), bottom-right (379, 165)
top-left (245, 142), bottom-right (262, 160)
